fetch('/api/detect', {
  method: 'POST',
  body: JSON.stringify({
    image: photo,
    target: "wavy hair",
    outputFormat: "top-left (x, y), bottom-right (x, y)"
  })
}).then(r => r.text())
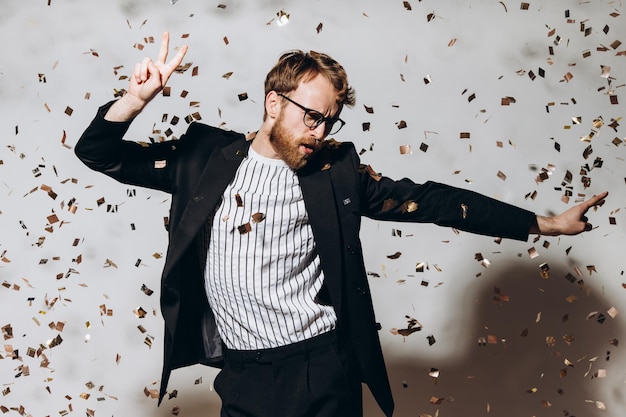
top-left (264, 50), bottom-right (355, 113)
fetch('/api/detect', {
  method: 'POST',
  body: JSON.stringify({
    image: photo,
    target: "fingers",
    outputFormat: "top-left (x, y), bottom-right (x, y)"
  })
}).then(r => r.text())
top-left (583, 191), bottom-right (608, 210)
top-left (575, 191), bottom-right (607, 234)
top-left (161, 43), bottom-right (188, 84)
top-left (156, 31), bottom-right (170, 65)
top-left (132, 32), bottom-right (187, 83)
top-left (133, 62), bottom-right (142, 84)
top-left (126, 31), bottom-right (187, 105)
top-left (138, 57), bottom-right (153, 83)
top-left (156, 31), bottom-right (187, 69)
top-left (170, 44), bottom-right (189, 70)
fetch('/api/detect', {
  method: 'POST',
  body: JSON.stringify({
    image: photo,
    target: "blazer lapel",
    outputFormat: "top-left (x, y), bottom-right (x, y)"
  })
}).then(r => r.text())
top-left (165, 139), bottom-right (250, 272)
top-left (298, 167), bottom-right (344, 316)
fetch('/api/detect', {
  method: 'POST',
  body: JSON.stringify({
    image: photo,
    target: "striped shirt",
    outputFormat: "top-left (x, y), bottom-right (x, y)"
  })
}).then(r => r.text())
top-left (204, 146), bottom-right (337, 350)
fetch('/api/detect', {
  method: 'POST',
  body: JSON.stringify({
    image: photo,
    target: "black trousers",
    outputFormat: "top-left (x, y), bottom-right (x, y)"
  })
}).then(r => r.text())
top-left (215, 331), bottom-right (363, 417)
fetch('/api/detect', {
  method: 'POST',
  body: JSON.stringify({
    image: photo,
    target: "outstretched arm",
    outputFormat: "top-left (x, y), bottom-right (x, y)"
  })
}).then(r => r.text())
top-left (104, 32), bottom-right (188, 122)
top-left (529, 191), bottom-right (608, 236)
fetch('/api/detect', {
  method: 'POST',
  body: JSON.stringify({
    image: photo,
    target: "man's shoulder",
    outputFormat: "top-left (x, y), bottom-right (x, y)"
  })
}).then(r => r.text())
top-left (320, 139), bottom-right (357, 158)
top-left (299, 139), bottom-right (358, 175)
top-left (185, 122), bottom-right (247, 143)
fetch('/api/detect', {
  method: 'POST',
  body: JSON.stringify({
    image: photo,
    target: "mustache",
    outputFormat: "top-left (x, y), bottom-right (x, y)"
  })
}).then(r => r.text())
top-left (300, 139), bottom-right (323, 148)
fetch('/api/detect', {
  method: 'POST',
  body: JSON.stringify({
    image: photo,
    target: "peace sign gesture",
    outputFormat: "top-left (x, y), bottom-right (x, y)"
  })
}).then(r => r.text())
top-left (105, 32), bottom-right (188, 122)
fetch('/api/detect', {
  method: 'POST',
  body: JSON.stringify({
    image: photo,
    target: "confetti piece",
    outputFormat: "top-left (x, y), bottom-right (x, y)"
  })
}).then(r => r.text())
top-left (475, 253), bottom-right (491, 268)
top-left (251, 213), bottom-right (265, 223)
top-left (501, 96), bottom-right (516, 105)
top-left (238, 223), bottom-right (252, 234)
top-left (276, 10), bottom-right (290, 26)
top-left (390, 316), bottom-right (422, 337)
top-left (400, 201), bottom-right (418, 213)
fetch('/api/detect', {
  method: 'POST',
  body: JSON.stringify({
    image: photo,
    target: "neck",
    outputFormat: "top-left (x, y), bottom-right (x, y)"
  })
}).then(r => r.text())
top-left (251, 125), bottom-right (280, 160)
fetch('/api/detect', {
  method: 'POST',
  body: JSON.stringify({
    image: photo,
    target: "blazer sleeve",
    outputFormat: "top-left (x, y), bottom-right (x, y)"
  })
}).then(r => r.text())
top-left (75, 100), bottom-right (188, 193)
top-left (351, 147), bottom-right (536, 241)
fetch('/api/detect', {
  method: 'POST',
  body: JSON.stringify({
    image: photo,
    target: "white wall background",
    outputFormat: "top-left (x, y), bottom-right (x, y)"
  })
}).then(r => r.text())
top-left (1, 1), bottom-right (625, 416)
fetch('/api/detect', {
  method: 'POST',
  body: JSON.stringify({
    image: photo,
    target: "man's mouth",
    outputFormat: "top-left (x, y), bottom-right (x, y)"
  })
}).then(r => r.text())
top-left (300, 143), bottom-right (316, 155)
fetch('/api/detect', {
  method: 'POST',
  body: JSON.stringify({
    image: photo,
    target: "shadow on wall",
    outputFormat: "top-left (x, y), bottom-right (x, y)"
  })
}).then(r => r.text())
top-left (141, 259), bottom-right (624, 417)
top-left (366, 259), bottom-right (625, 417)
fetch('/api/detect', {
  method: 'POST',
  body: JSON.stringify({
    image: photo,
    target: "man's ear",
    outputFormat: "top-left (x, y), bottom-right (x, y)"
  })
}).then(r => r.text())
top-left (265, 91), bottom-right (282, 120)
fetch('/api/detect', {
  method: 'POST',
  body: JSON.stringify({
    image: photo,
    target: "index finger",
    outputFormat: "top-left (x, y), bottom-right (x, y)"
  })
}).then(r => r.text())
top-left (156, 31), bottom-right (170, 65)
top-left (584, 191), bottom-right (608, 209)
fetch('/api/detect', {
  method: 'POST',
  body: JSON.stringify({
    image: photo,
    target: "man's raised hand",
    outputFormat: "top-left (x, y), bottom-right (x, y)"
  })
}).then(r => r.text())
top-left (129, 31), bottom-right (188, 104)
top-left (104, 32), bottom-right (188, 122)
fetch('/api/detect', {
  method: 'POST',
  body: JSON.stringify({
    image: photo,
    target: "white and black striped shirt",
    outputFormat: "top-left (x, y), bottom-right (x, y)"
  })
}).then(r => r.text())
top-left (204, 146), bottom-right (337, 350)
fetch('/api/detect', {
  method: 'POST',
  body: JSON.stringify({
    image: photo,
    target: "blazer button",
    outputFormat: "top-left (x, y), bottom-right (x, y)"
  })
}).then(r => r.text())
top-left (356, 287), bottom-right (367, 296)
top-left (347, 245), bottom-right (356, 254)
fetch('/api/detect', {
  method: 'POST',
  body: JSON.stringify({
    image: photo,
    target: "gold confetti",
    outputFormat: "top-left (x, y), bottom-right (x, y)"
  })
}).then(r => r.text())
top-left (501, 96), bottom-right (516, 105)
top-left (400, 200), bottom-right (418, 213)
top-left (607, 307), bottom-right (619, 318)
top-left (390, 315), bottom-right (422, 337)
top-left (238, 223), bottom-right (252, 234)
top-left (251, 213), bottom-right (265, 223)
top-left (382, 199), bottom-right (398, 212)
top-left (276, 10), bottom-right (290, 26)
top-left (475, 253), bottom-right (491, 268)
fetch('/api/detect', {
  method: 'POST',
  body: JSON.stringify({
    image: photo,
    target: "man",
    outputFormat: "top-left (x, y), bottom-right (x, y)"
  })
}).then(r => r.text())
top-left (75, 32), bottom-right (607, 417)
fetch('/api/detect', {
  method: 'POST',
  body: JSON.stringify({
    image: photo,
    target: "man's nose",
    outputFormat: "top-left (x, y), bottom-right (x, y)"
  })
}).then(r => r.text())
top-left (309, 122), bottom-right (327, 141)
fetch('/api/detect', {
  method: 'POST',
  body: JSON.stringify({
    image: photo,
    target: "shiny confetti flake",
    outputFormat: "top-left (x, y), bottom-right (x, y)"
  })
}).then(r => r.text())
top-left (276, 10), bottom-right (290, 26)
top-left (475, 253), bottom-right (491, 268)
top-left (238, 223), bottom-right (252, 234)
top-left (390, 315), bottom-right (422, 337)
top-left (251, 212), bottom-right (265, 223)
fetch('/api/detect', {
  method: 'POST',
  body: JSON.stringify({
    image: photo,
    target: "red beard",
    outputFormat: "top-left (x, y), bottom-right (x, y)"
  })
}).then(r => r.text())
top-left (269, 113), bottom-right (320, 170)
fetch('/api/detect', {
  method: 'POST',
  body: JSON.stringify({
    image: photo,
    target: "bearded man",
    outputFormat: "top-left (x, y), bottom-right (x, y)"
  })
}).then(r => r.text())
top-left (76, 32), bottom-right (606, 417)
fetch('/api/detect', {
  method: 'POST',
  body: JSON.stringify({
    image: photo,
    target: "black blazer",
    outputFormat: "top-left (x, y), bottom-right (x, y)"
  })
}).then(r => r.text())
top-left (76, 101), bottom-right (536, 417)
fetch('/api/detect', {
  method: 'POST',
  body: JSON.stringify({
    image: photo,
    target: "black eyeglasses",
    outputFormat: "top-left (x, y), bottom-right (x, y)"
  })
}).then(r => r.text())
top-left (278, 93), bottom-right (345, 135)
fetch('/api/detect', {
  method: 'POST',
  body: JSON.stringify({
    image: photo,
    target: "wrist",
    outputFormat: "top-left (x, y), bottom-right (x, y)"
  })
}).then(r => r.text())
top-left (533, 215), bottom-right (558, 236)
top-left (104, 93), bottom-right (146, 122)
